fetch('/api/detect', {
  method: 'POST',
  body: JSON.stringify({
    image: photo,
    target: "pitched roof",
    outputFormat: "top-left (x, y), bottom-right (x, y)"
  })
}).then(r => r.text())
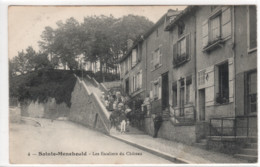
top-left (118, 9), bottom-right (181, 63)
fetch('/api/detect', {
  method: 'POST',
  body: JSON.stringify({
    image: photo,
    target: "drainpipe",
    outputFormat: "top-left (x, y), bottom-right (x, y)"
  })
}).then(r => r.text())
top-left (232, 6), bottom-right (236, 118)
top-left (145, 39), bottom-right (148, 95)
top-left (193, 14), bottom-right (198, 122)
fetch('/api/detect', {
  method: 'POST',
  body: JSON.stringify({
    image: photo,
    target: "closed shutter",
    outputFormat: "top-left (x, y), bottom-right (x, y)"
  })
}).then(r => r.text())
top-left (158, 77), bottom-right (162, 99)
top-left (151, 52), bottom-right (154, 70)
top-left (186, 34), bottom-right (190, 58)
top-left (140, 70), bottom-right (142, 88)
top-left (150, 82), bottom-right (153, 99)
top-left (202, 20), bottom-right (209, 47)
top-left (159, 45), bottom-right (162, 64)
top-left (172, 43), bottom-right (177, 65)
top-left (205, 66), bottom-right (215, 106)
top-left (222, 7), bottom-right (232, 39)
top-left (228, 58), bottom-right (234, 102)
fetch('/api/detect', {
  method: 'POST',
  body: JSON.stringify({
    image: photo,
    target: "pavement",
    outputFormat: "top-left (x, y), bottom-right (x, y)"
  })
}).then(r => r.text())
top-left (9, 118), bottom-right (173, 164)
top-left (110, 126), bottom-right (249, 164)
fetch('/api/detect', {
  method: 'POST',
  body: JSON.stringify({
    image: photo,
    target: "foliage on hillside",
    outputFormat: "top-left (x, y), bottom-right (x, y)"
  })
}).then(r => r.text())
top-left (9, 69), bottom-right (77, 107)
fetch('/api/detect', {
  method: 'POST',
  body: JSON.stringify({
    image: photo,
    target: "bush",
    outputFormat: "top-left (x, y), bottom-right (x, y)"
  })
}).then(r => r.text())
top-left (9, 69), bottom-right (77, 107)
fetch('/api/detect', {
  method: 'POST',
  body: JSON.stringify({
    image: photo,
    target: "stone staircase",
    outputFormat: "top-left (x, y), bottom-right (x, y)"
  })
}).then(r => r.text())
top-left (234, 137), bottom-right (258, 162)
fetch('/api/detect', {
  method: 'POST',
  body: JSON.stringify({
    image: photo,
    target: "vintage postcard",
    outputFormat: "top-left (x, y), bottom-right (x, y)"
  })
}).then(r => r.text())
top-left (8, 5), bottom-right (258, 165)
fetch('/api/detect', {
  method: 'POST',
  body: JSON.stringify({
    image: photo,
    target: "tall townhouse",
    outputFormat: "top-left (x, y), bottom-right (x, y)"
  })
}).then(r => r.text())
top-left (142, 9), bottom-right (199, 144)
top-left (164, 7), bottom-right (197, 125)
top-left (234, 6), bottom-right (257, 136)
top-left (195, 6), bottom-right (235, 121)
top-left (119, 38), bottom-right (145, 99)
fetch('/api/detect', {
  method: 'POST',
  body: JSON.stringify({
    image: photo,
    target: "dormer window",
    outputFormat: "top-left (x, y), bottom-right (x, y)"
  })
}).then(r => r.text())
top-left (178, 21), bottom-right (185, 37)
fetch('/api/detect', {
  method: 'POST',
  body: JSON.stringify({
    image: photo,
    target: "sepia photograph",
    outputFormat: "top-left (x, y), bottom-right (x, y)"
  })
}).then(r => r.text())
top-left (7, 4), bottom-right (257, 165)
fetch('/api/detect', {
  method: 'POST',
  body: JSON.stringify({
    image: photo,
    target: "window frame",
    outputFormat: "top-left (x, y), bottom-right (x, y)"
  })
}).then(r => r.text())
top-left (215, 61), bottom-right (229, 104)
top-left (209, 12), bottom-right (222, 43)
top-left (247, 5), bottom-right (257, 53)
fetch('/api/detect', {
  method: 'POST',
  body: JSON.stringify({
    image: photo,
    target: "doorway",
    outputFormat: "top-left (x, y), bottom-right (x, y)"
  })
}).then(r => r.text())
top-left (161, 72), bottom-right (169, 110)
top-left (199, 89), bottom-right (206, 120)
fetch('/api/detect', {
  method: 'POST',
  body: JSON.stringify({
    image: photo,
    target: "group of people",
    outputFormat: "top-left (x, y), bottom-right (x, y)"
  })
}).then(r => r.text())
top-left (101, 91), bottom-right (163, 138)
top-left (101, 90), bottom-right (131, 133)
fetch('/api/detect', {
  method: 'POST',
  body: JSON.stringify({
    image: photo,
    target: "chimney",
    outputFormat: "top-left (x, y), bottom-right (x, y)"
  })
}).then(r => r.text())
top-left (127, 39), bottom-right (133, 50)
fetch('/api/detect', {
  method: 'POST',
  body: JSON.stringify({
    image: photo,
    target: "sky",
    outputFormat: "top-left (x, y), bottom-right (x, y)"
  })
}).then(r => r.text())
top-left (8, 6), bottom-right (186, 59)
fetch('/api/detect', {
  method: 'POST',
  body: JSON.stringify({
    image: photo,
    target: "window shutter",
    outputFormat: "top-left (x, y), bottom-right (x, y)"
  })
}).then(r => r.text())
top-left (151, 52), bottom-right (154, 70)
top-left (222, 7), bottom-right (232, 39)
top-left (159, 45), bottom-right (162, 64)
top-left (158, 77), bottom-right (162, 99)
top-left (150, 82), bottom-right (153, 99)
top-left (140, 70), bottom-right (142, 88)
top-left (186, 34), bottom-right (190, 58)
top-left (228, 58), bottom-right (234, 102)
top-left (202, 20), bottom-right (209, 47)
top-left (205, 66), bottom-right (215, 106)
top-left (172, 43), bottom-right (177, 65)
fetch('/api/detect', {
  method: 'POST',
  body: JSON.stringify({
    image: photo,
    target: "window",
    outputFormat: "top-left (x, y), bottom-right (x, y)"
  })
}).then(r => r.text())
top-left (178, 21), bottom-right (185, 37)
top-left (128, 56), bottom-right (131, 71)
top-left (209, 15), bottom-right (221, 42)
top-left (131, 71), bottom-right (142, 93)
top-left (131, 49), bottom-right (137, 67)
top-left (216, 62), bottom-right (229, 104)
top-left (178, 37), bottom-right (186, 56)
top-left (202, 7), bottom-right (232, 49)
top-left (173, 34), bottom-right (190, 67)
top-left (125, 60), bottom-right (128, 74)
top-left (248, 6), bottom-right (257, 50)
top-left (172, 82), bottom-right (177, 107)
top-left (152, 81), bottom-right (159, 99)
top-left (247, 71), bottom-right (257, 113)
top-left (137, 44), bottom-right (142, 62)
top-left (151, 46), bottom-right (162, 70)
top-left (121, 62), bottom-right (124, 75)
top-left (186, 76), bottom-right (192, 104)
top-left (198, 70), bottom-right (206, 86)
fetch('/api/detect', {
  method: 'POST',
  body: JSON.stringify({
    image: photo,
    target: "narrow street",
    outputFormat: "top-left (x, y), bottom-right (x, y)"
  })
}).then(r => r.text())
top-left (9, 118), bottom-right (172, 164)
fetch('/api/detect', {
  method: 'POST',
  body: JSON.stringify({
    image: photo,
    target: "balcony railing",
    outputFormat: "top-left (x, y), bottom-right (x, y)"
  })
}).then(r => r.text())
top-left (173, 54), bottom-right (189, 67)
top-left (209, 115), bottom-right (257, 139)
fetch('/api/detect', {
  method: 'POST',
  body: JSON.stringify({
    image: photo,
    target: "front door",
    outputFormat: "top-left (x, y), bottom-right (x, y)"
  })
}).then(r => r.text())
top-left (162, 72), bottom-right (169, 110)
top-left (199, 89), bottom-right (206, 120)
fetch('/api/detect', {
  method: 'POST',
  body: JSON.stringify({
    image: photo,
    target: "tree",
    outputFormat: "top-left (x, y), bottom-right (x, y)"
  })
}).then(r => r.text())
top-left (10, 46), bottom-right (52, 76)
top-left (108, 15), bottom-right (154, 74)
top-left (39, 17), bottom-right (91, 70)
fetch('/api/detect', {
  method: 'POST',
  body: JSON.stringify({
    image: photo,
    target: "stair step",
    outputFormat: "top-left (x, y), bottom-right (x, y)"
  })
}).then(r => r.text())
top-left (245, 143), bottom-right (258, 149)
top-left (234, 154), bottom-right (257, 162)
top-left (240, 148), bottom-right (258, 156)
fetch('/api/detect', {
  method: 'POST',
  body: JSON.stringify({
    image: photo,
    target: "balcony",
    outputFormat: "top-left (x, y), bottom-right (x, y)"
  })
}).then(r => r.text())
top-left (203, 36), bottom-right (224, 53)
top-left (173, 54), bottom-right (189, 67)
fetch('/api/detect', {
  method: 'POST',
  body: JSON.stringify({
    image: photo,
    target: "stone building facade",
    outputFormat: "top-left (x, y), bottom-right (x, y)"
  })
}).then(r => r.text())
top-left (119, 5), bottom-right (257, 145)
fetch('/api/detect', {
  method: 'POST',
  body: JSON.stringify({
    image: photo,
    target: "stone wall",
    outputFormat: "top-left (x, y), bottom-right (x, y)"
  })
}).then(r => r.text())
top-left (69, 78), bottom-right (110, 134)
top-left (20, 98), bottom-right (70, 119)
top-left (144, 118), bottom-right (196, 145)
